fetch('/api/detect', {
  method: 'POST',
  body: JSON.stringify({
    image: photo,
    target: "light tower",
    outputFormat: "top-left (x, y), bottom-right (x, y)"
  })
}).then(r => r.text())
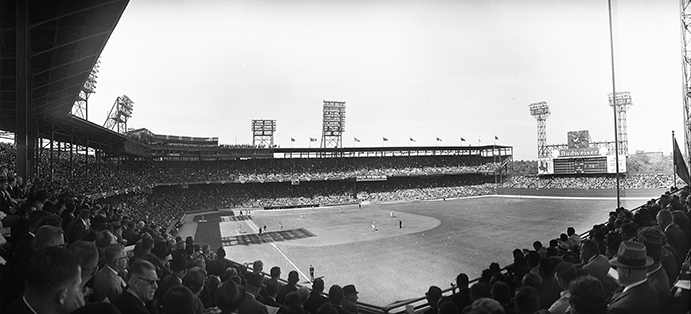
top-left (529, 101), bottom-right (551, 158)
top-left (103, 95), bottom-right (134, 134)
top-left (321, 100), bottom-right (346, 148)
top-left (251, 120), bottom-right (276, 147)
top-left (608, 91), bottom-right (633, 155)
top-left (679, 0), bottom-right (691, 168)
top-left (71, 59), bottom-right (100, 120)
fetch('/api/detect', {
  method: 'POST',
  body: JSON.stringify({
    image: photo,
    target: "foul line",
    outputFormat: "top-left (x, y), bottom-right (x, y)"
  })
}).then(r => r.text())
top-left (242, 219), bottom-right (311, 283)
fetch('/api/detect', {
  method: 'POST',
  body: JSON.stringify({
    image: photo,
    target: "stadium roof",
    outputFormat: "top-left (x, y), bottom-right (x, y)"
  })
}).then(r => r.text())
top-left (0, 0), bottom-right (131, 155)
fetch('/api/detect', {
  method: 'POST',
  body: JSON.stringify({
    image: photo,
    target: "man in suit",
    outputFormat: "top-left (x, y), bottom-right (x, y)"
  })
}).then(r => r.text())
top-left (277, 271), bottom-right (299, 305)
top-left (303, 278), bottom-right (328, 314)
top-left (239, 273), bottom-right (269, 314)
top-left (637, 227), bottom-right (671, 309)
top-left (92, 243), bottom-right (128, 302)
top-left (576, 239), bottom-right (618, 297)
top-left (112, 260), bottom-right (159, 314)
top-left (607, 241), bottom-right (660, 314)
top-left (342, 285), bottom-right (359, 314)
top-left (657, 209), bottom-right (688, 265)
top-left (450, 273), bottom-right (471, 312)
top-left (155, 252), bottom-right (189, 304)
top-left (5, 247), bottom-right (82, 314)
top-left (66, 208), bottom-right (90, 245)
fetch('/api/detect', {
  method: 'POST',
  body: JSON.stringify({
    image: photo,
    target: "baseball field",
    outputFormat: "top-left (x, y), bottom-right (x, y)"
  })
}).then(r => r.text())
top-left (180, 193), bottom-right (657, 306)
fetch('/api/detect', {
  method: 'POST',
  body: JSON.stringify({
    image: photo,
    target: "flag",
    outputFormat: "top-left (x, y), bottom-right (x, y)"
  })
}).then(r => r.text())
top-left (673, 136), bottom-right (690, 185)
top-left (354, 137), bottom-right (361, 142)
top-left (410, 137), bottom-right (415, 142)
top-left (310, 137), bottom-right (317, 142)
top-left (436, 137), bottom-right (442, 141)
top-left (382, 137), bottom-right (388, 141)
top-left (495, 136), bottom-right (499, 140)
top-left (460, 137), bottom-right (466, 141)
top-left (290, 138), bottom-right (295, 142)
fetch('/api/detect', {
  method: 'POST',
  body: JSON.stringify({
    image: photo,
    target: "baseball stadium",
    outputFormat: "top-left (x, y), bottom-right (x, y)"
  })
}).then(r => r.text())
top-left (1, 1), bottom-right (691, 314)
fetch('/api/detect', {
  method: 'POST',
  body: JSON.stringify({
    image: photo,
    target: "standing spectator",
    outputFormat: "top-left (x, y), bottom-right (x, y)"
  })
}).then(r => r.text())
top-left (112, 259), bottom-right (160, 314)
top-left (606, 241), bottom-right (659, 314)
top-left (304, 278), bottom-right (328, 314)
top-left (451, 273), bottom-right (471, 312)
top-left (5, 247), bottom-right (82, 314)
top-left (342, 285), bottom-right (359, 314)
top-left (423, 286), bottom-right (442, 314)
top-left (327, 285), bottom-right (350, 314)
top-left (93, 243), bottom-right (128, 302)
top-left (277, 271), bottom-right (299, 305)
top-left (66, 209), bottom-right (90, 245)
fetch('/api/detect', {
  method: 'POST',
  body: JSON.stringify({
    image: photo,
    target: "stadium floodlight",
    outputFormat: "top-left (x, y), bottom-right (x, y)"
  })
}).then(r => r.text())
top-left (321, 100), bottom-right (346, 148)
top-left (251, 120), bottom-right (276, 147)
top-left (608, 91), bottom-right (633, 155)
top-left (70, 59), bottom-right (100, 120)
top-left (103, 94), bottom-right (134, 134)
top-left (529, 101), bottom-right (551, 159)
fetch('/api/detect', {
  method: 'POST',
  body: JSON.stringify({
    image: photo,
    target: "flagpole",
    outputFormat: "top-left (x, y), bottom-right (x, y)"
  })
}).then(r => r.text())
top-left (608, 0), bottom-right (621, 209)
top-left (673, 130), bottom-right (677, 190)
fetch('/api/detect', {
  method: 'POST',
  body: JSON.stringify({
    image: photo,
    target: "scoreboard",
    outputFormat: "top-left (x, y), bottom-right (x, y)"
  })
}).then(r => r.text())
top-left (538, 152), bottom-right (626, 175)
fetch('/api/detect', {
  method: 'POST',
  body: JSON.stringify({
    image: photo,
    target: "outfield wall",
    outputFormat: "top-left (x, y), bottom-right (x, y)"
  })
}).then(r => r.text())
top-left (496, 188), bottom-right (669, 199)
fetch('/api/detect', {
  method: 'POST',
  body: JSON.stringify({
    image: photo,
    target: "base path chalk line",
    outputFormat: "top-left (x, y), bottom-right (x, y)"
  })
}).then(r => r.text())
top-left (242, 219), bottom-right (311, 283)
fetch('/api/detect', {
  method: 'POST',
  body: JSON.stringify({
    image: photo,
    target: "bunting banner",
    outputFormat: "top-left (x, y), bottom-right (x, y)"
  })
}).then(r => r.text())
top-left (495, 136), bottom-right (499, 140)
top-left (382, 137), bottom-right (388, 141)
top-left (410, 137), bottom-right (415, 142)
top-left (436, 137), bottom-right (442, 141)
top-left (310, 138), bottom-right (317, 142)
top-left (291, 138), bottom-right (295, 142)
top-left (354, 137), bottom-right (361, 142)
top-left (460, 137), bottom-right (466, 141)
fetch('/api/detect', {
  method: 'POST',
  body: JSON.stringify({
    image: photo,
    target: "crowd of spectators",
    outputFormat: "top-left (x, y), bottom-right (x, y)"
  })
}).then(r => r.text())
top-left (501, 174), bottom-right (684, 190)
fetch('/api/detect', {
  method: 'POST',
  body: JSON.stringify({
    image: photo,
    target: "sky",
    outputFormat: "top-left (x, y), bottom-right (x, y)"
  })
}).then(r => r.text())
top-left (85, 0), bottom-right (686, 161)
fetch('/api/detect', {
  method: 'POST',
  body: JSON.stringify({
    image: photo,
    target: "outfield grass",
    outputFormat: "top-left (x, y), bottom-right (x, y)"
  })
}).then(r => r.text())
top-left (191, 195), bottom-right (648, 306)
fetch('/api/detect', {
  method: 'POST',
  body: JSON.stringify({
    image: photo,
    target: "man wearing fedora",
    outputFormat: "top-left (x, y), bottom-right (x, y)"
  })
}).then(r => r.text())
top-left (637, 227), bottom-right (671, 309)
top-left (606, 241), bottom-right (660, 314)
top-left (423, 286), bottom-right (442, 314)
top-left (239, 273), bottom-right (269, 314)
top-left (342, 284), bottom-right (359, 314)
top-left (155, 252), bottom-right (189, 305)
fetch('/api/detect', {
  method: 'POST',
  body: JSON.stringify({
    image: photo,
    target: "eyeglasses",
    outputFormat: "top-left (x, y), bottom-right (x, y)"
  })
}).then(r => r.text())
top-left (116, 256), bottom-right (129, 262)
top-left (136, 277), bottom-right (159, 286)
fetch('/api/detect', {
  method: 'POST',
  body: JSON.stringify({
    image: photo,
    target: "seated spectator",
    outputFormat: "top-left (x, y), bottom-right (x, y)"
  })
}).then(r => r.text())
top-left (327, 285), bottom-right (349, 314)
top-left (513, 286), bottom-right (539, 314)
top-left (215, 280), bottom-right (246, 314)
top-left (5, 247), bottom-right (81, 314)
top-left (637, 227), bottom-right (671, 309)
top-left (69, 241), bottom-right (100, 308)
top-left (451, 273), bottom-right (472, 311)
top-left (424, 286), bottom-right (443, 314)
top-left (277, 271), bottom-right (300, 305)
top-left (182, 266), bottom-right (207, 314)
top-left (606, 241), bottom-right (660, 314)
top-left (71, 302), bottom-right (122, 314)
top-left (536, 258), bottom-right (560, 310)
top-left (568, 276), bottom-right (607, 314)
top-left (342, 284), bottom-right (359, 314)
top-left (280, 291), bottom-right (306, 314)
top-left (112, 259), bottom-right (160, 314)
top-left (240, 273), bottom-right (269, 314)
top-left (468, 298), bottom-right (504, 314)
top-left (548, 262), bottom-right (577, 314)
top-left (489, 282), bottom-right (512, 314)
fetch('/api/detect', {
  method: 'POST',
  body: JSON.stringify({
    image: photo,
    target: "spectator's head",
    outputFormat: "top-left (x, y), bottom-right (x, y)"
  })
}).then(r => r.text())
top-left (456, 273), bottom-right (469, 289)
top-left (554, 262), bottom-right (577, 290)
top-left (33, 225), bottom-right (65, 251)
top-left (28, 210), bottom-right (49, 232)
top-left (579, 239), bottom-right (598, 262)
top-left (270, 266), bottom-right (281, 279)
top-left (521, 273), bottom-right (540, 290)
top-left (183, 266), bottom-right (207, 295)
top-left (252, 260), bottom-right (263, 273)
top-left (312, 277), bottom-right (325, 293)
top-left (170, 253), bottom-right (190, 277)
top-left (637, 226), bottom-right (668, 261)
top-left (532, 241), bottom-right (543, 251)
top-left (470, 282), bottom-right (489, 301)
top-left (568, 276), bottom-right (607, 314)
top-left (604, 232), bottom-right (621, 258)
top-left (656, 209), bottom-right (673, 229)
top-left (285, 291), bottom-right (303, 306)
top-left (105, 243), bottom-right (128, 272)
top-left (619, 222), bottom-right (638, 240)
top-left (470, 298), bottom-right (504, 314)
top-left (79, 208), bottom-right (91, 220)
top-left (95, 230), bottom-right (116, 248)
top-left (490, 281), bottom-right (510, 306)
top-left (343, 284), bottom-right (358, 303)
top-left (538, 258), bottom-right (554, 278)
top-left (126, 260), bottom-right (159, 302)
top-left (316, 303), bottom-right (338, 314)
top-left (609, 241), bottom-right (653, 286)
top-left (25, 247), bottom-right (82, 314)
top-left (288, 270), bottom-right (299, 284)
top-left (162, 286), bottom-right (197, 314)
top-left (513, 286), bottom-right (539, 314)
top-left (216, 247), bottom-right (226, 259)
top-left (525, 251), bottom-right (540, 269)
top-left (425, 286), bottom-right (442, 308)
top-left (567, 227), bottom-right (576, 236)
top-left (328, 285), bottom-right (344, 305)
top-left (214, 280), bottom-right (245, 313)
top-left (69, 241), bottom-right (99, 288)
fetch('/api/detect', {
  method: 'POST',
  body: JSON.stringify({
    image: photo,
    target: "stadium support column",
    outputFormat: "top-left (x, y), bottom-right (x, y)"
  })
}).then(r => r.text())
top-left (529, 102), bottom-right (550, 159)
top-left (321, 101), bottom-right (346, 149)
top-left (680, 0), bottom-right (691, 170)
top-left (15, 0), bottom-right (34, 180)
